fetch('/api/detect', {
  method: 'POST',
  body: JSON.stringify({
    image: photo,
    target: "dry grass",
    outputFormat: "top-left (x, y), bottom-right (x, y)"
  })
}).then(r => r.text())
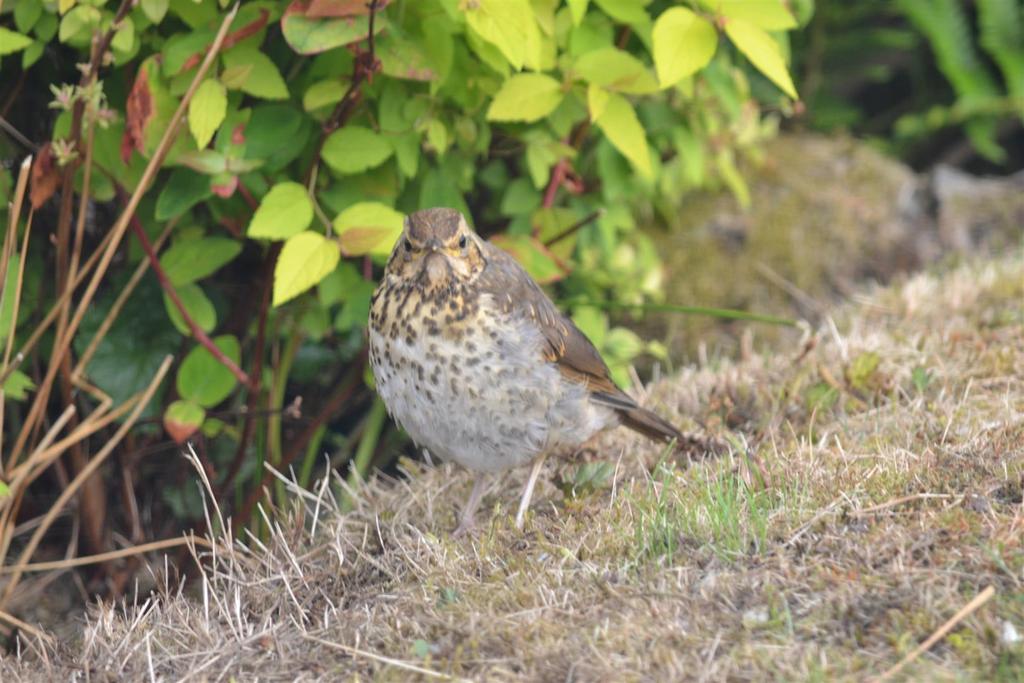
top-left (2, 254), bottom-right (1022, 681)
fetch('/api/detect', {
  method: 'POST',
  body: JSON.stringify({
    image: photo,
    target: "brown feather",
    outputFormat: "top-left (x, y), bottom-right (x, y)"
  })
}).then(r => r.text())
top-left (476, 240), bottom-right (684, 446)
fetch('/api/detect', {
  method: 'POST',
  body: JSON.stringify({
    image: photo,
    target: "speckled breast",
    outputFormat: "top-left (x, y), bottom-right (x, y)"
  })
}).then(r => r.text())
top-left (368, 279), bottom-right (613, 472)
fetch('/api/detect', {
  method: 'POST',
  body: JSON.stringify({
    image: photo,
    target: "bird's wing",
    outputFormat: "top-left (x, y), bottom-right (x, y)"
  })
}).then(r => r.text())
top-left (476, 239), bottom-right (686, 446)
top-left (476, 240), bottom-right (627, 405)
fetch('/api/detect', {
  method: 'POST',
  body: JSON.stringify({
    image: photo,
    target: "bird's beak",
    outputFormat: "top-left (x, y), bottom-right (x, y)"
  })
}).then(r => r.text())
top-left (425, 238), bottom-right (442, 252)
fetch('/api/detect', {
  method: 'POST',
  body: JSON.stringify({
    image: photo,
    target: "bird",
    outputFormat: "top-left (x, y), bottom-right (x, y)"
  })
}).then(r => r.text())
top-left (368, 207), bottom-right (687, 536)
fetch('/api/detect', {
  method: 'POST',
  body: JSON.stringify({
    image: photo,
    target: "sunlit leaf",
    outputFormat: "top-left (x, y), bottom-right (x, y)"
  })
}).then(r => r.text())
top-left (591, 91), bottom-right (652, 178)
top-left (486, 73), bottom-right (564, 122)
top-left (248, 181), bottom-right (314, 240)
top-left (188, 79), bottom-right (227, 149)
top-left (724, 18), bottom-right (798, 98)
top-left (273, 231), bottom-right (341, 306)
top-left (463, 0), bottom-right (536, 70)
top-left (573, 47), bottom-right (659, 94)
top-left (334, 201), bottom-right (404, 256)
top-left (567, 0), bottom-right (589, 26)
top-left (699, 0), bottom-right (797, 30)
top-left (592, 0), bottom-right (650, 25)
top-left (0, 28), bottom-right (34, 55)
top-left (652, 7), bottom-right (717, 88)
top-left (221, 46), bottom-right (289, 99)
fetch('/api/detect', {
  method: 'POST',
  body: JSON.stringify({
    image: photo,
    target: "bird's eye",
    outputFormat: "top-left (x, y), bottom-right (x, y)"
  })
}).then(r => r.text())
top-left (403, 239), bottom-right (412, 252)
top-left (458, 235), bottom-right (467, 249)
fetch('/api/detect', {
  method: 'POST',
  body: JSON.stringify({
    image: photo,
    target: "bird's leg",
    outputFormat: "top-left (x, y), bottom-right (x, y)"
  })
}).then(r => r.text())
top-left (515, 451), bottom-right (549, 529)
top-left (453, 473), bottom-right (489, 537)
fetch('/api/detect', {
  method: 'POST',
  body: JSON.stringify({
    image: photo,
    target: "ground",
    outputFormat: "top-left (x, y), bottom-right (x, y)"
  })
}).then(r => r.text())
top-left (1, 253), bottom-right (1022, 681)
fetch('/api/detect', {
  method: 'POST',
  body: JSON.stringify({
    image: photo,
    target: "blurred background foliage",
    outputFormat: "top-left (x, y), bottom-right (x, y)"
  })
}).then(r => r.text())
top-left (0, 0), bottom-right (1021, 609)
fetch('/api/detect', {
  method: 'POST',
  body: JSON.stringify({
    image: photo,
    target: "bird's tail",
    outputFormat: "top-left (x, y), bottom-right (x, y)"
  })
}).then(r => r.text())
top-left (619, 404), bottom-right (685, 446)
top-left (592, 390), bottom-right (722, 459)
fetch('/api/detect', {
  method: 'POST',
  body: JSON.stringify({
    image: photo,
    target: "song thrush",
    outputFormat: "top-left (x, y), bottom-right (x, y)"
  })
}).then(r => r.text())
top-left (368, 208), bottom-right (685, 535)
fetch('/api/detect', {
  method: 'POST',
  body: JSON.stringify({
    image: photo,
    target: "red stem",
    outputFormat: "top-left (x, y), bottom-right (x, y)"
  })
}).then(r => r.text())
top-left (126, 209), bottom-right (253, 388)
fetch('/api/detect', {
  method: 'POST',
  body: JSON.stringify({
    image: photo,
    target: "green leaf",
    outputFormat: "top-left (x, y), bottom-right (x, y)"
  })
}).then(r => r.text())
top-left (911, 366), bottom-right (932, 393)
top-left (2, 369), bottom-right (35, 401)
top-left (321, 126), bottom-right (393, 174)
top-left (160, 237), bottom-right (243, 286)
top-left (74, 279), bottom-right (178, 409)
top-left (155, 168), bottom-right (213, 220)
top-left (163, 399), bottom-right (205, 444)
top-left (57, 5), bottom-right (100, 43)
top-left (176, 334), bottom-right (241, 407)
top-left (573, 47), bottom-right (659, 94)
top-left (273, 231), bottom-right (342, 306)
top-left (591, 91), bottom-right (652, 179)
top-left (111, 16), bottom-right (135, 54)
top-left (14, 0), bottom-right (43, 33)
top-left (724, 19), bottom-right (798, 98)
top-left (141, 0), bottom-right (169, 24)
top-left (425, 118), bottom-right (448, 155)
top-left (22, 40), bottom-right (44, 69)
top-left (334, 202), bottom-right (404, 256)
top-left (163, 283), bottom-right (216, 335)
top-left (221, 47), bottom-right (289, 100)
top-left (699, 0), bottom-right (797, 30)
top-left (188, 79), bottom-right (227, 149)
top-left (593, 0), bottom-right (650, 25)
top-left (486, 73), bottom-right (564, 123)
top-left (0, 27), bottom-right (34, 55)
top-left (489, 234), bottom-right (566, 284)
top-left (245, 104), bottom-right (308, 170)
top-left (334, 279), bottom-right (375, 331)
top-left (303, 79), bottom-right (346, 112)
top-left (281, 12), bottom-right (385, 55)
top-left (652, 7), bottom-right (718, 88)
top-left (587, 83), bottom-right (610, 121)
top-left (463, 0), bottom-right (537, 70)
top-left (604, 326), bottom-right (644, 360)
top-left (317, 261), bottom-right (361, 307)
top-left (568, 0), bottom-right (589, 26)
top-left (248, 181), bottom-right (313, 240)
top-left (378, 31), bottom-right (438, 81)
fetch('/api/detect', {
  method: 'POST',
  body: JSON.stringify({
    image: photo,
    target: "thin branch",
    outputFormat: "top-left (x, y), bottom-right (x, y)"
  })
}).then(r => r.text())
top-left (124, 196), bottom-right (252, 388)
top-left (543, 209), bottom-right (604, 247)
top-left (1, 356), bottom-right (173, 606)
top-left (304, 0), bottom-right (382, 186)
top-left (0, 534), bottom-right (213, 573)
top-left (873, 585), bottom-right (996, 682)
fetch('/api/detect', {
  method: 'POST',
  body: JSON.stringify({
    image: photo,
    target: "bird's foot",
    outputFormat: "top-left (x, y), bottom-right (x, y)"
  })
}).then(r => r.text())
top-left (452, 517), bottom-right (476, 538)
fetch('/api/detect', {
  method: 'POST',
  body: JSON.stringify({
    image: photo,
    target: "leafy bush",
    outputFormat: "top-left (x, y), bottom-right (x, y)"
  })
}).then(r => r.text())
top-left (796, 0), bottom-right (1024, 167)
top-left (0, 0), bottom-right (804, 567)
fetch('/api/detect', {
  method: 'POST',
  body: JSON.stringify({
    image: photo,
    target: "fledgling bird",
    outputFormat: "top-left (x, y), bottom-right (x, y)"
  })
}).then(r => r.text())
top-left (368, 208), bottom-right (686, 535)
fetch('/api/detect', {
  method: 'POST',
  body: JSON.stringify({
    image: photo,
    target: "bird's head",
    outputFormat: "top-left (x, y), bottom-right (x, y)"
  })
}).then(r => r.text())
top-left (385, 208), bottom-right (485, 289)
